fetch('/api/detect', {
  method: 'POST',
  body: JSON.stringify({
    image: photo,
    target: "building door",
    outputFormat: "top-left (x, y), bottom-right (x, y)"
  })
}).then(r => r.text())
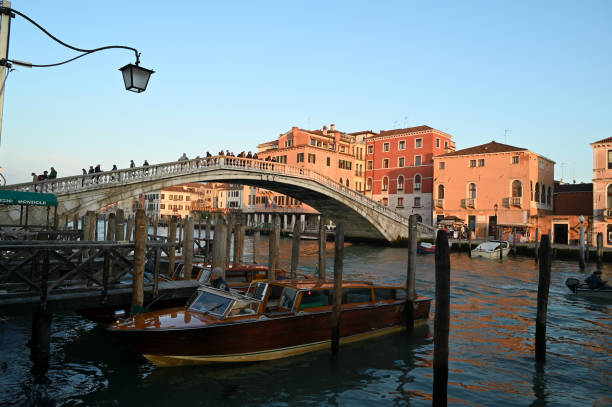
top-left (553, 224), bottom-right (568, 244)
top-left (468, 216), bottom-right (476, 233)
top-left (488, 216), bottom-right (497, 238)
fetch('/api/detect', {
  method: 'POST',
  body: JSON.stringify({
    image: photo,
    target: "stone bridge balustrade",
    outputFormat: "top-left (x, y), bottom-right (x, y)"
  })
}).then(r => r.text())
top-left (0, 156), bottom-right (428, 241)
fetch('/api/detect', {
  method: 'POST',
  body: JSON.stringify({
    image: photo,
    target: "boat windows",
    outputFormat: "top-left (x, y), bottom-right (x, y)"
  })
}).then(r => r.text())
top-left (229, 299), bottom-right (260, 316)
top-left (374, 288), bottom-right (397, 300)
top-left (280, 287), bottom-right (298, 310)
top-left (395, 289), bottom-right (406, 300)
top-left (342, 288), bottom-right (372, 304)
top-left (188, 291), bottom-right (233, 316)
top-left (300, 289), bottom-right (332, 309)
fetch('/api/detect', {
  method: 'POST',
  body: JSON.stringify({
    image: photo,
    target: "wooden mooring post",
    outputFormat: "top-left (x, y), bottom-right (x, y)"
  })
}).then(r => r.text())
top-left (131, 209), bottom-right (147, 313)
top-left (318, 215), bottom-right (326, 280)
top-left (212, 216), bottom-right (227, 277)
top-left (467, 227), bottom-right (472, 257)
top-left (116, 209), bottom-right (125, 241)
top-left (433, 229), bottom-right (451, 406)
top-left (596, 232), bottom-right (603, 269)
top-left (535, 234), bottom-right (552, 363)
top-left (233, 215), bottom-right (242, 267)
top-left (406, 214), bottom-right (417, 330)
top-left (126, 215), bottom-right (134, 242)
top-left (205, 215), bottom-right (212, 260)
top-left (30, 248), bottom-right (52, 375)
top-left (267, 214), bottom-right (280, 280)
top-left (331, 222), bottom-right (344, 357)
top-left (106, 213), bottom-right (116, 240)
top-left (168, 218), bottom-right (177, 278)
top-left (183, 216), bottom-right (194, 280)
top-left (290, 217), bottom-right (301, 279)
top-left (225, 214), bottom-right (234, 271)
top-left (579, 222), bottom-right (586, 270)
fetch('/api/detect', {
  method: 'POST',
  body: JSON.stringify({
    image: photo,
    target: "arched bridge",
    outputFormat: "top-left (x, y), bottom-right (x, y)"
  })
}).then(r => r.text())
top-left (0, 156), bottom-right (433, 241)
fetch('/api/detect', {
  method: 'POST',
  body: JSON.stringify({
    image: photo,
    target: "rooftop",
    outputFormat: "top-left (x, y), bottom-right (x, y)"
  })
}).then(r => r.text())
top-left (554, 182), bottom-right (593, 193)
top-left (437, 141), bottom-right (527, 157)
top-left (591, 137), bottom-right (612, 145)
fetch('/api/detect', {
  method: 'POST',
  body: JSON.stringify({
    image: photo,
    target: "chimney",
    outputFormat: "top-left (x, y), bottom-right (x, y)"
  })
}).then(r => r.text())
top-left (330, 124), bottom-right (335, 131)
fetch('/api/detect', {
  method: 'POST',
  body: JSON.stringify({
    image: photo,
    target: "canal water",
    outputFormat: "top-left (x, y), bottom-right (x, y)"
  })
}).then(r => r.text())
top-left (0, 235), bottom-right (610, 406)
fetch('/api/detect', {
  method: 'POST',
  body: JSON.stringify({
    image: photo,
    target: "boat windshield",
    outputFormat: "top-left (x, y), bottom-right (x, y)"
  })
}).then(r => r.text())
top-left (279, 287), bottom-right (298, 311)
top-left (188, 290), bottom-right (233, 316)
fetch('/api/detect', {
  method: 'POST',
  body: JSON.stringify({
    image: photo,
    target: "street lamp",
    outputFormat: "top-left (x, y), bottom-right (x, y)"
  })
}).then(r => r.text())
top-left (0, 3), bottom-right (154, 93)
top-left (494, 203), bottom-right (499, 240)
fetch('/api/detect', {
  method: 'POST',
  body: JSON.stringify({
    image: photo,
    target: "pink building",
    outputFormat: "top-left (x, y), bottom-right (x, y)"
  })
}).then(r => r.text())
top-left (364, 125), bottom-right (455, 224)
top-left (591, 137), bottom-right (612, 246)
top-left (432, 141), bottom-right (555, 240)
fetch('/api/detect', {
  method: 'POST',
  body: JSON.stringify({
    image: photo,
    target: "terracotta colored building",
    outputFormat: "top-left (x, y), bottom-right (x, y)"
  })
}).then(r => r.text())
top-left (432, 141), bottom-right (555, 240)
top-left (544, 182), bottom-right (593, 245)
top-left (258, 124), bottom-right (361, 189)
top-left (591, 137), bottom-right (612, 246)
top-left (364, 125), bottom-right (455, 225)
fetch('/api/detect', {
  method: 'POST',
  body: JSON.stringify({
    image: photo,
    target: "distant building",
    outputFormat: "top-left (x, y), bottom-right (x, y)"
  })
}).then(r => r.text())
top-left (544, 182), bottom-right (593, 245)
top-left (432, 141), bottom-right (555, 240)
top-left (591, 137), bottom-right (612, 246)
top-left (144, 183), bottom-right (219, 219)
top-left (365, 125), bottom-right (455, 225)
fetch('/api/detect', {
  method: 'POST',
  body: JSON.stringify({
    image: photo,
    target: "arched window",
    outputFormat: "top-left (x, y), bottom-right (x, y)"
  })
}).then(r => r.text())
top-left (382, 177), bottom-right (389, 191)
top-left (547, 186), bottom-right (551, 205)
top-left (512, 180), bottom-right (522, 197)
top-left (397, 175), bottom-right (404, 191)
top-left (415, 214), bottom-right (423, 222)
top-left (468, 183), bottom-right (477, 199)
top-left (339, 177), bottom-right (343, 185)
top-left (438, 184), bottom-right (445, 199)
top-left (535, 182), bottom-right (540, 202)
top-left (346, 179), bottom-right (349, 188)
top-left (414, 174), bottom-right (422, 191)
top-left (366, 178), bottom-right (372, 191)
top-left (541, 184), bottom-right (546, 204)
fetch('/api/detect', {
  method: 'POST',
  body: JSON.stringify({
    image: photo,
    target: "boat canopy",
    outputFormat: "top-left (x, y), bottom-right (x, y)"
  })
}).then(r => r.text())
top-left (0, 190), bottom-right (58, 207)
top-left (438, 216), bottom-right (464, 225)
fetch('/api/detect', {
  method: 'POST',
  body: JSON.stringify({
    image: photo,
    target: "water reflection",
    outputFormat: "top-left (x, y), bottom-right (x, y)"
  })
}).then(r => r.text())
top-left (0, 237), bottom-right (611, 406)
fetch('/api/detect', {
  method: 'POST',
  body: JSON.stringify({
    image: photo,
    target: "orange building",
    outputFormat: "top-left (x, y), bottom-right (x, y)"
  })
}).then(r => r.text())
top-left (591, 137), bottom-right (612, 246)
top-left (364, 125), bottom-right (455, 225)
top-left (432, 141), bottom-right (554, 240)
top-left (258, 124), bottom-right (362, 190)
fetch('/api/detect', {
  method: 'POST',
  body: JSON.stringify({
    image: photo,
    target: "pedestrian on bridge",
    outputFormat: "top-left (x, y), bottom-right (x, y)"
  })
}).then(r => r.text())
top-left (143, 160), bottom-right (149, 166)
top-left (178, 153), bottom-right (189, 161)
top-left (130, 160), bottom-right (135, 168)
top-left (49, 167), bottom-right (57, 179)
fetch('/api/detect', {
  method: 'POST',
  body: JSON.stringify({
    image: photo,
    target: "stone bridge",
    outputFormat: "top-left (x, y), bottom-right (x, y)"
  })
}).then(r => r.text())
top-left (0, 156), bottom-right (434, 241)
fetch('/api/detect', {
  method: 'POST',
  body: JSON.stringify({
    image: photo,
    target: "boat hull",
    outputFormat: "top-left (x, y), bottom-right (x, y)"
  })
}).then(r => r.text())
top-left (470, 247), bottom-right (510, 259)
top-left (108, 299), bottom-right (430, 366)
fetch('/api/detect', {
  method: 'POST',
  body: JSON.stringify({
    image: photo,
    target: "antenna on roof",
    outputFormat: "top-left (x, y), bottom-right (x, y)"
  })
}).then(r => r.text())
top-left (559, 162), bottom-right (567, 182)
top-left (504, 129), bottom-right (511, 144)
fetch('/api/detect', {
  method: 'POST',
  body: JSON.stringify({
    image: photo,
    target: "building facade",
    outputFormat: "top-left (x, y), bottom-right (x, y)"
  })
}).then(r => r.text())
top-left (591, 137), bottom-right (612, 246)
top-left (364, 125), bottom-right (455, 225)
top-left (432, 141), bottom-right (555, 240)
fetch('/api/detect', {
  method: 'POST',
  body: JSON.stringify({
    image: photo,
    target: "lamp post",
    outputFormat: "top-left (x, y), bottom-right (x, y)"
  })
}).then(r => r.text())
top-left (0, 2), bottom-right (154, 143)
top-left (494, 203), bottom-right (499, 240)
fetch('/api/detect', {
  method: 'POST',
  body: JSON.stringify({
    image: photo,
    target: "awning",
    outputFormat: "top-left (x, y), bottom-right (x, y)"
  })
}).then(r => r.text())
top-left (439, 216), bottom-right (464, 225)
top-left (0, 190), bottom-right (58, 207)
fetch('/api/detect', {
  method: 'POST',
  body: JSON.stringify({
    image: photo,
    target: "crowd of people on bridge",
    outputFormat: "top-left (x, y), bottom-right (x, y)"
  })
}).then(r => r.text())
top-left (29, 150), bottom-right (288, 188)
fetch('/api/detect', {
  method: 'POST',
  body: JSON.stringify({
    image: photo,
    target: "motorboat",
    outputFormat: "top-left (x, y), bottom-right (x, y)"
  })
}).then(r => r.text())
top-left (470, 240), bottom-right (510, 259)
top-left (417, 241), bottom-right (453, 254)
top-left (107, 277), bottom-right (431, 366)
top-left (565, 278), bottom-right (612, 299)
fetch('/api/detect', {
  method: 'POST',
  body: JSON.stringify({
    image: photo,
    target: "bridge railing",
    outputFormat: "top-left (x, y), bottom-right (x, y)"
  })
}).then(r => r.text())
top-left (1, 156), bottom-right (411, 225)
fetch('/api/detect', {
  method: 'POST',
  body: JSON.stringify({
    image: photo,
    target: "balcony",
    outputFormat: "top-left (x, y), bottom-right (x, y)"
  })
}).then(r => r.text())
top-left (509, 197), bottom-right (522, 207)
top-left (607, 208), bottom-right (612, 217)
top-left (434, 199), bottom-right (444, 208)
top-left (461, 198), bottom-right (475, 209)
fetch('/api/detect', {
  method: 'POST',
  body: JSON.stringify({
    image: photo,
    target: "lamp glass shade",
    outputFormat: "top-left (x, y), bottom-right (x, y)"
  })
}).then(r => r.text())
top-left (119, 63), bottom-right (155, 93)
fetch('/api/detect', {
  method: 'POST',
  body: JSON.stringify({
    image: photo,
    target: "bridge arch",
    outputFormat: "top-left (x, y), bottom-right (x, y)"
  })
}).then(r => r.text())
top-left (0, 157), bottom-right (425, 241)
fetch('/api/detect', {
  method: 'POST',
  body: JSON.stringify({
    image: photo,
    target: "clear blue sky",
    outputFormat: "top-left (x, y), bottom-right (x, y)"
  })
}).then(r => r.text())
top-left (0, 0), bottom-right (610, 183)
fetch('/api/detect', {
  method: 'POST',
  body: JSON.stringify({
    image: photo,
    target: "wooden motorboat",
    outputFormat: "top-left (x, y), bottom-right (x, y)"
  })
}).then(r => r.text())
top-left (565, 278), bottom-right (612, 299)
top-left (107, 278), bottom-right (431, 366)
top-left (470, 240), bottom-right (510, 259)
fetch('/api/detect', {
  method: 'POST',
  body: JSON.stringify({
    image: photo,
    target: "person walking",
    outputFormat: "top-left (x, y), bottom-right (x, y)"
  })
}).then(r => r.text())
top-left (130, 160), bottom-right (135, 168)
top-left (49, 167), bottom-right (57, 179)
top-left (143, 160), bottom-right (149, 166)
top-left (178, 153), bottom-right (189, 161)
top-left (88, 166), bottom-right (95, 174)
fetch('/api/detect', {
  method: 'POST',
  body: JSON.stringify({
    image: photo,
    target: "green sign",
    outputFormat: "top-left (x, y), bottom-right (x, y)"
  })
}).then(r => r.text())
top-left (0, 190), bottom-right (58, 207)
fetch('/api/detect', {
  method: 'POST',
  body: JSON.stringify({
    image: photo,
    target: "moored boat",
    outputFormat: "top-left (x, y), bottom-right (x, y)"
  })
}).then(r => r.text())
top-left (417, 241), bottom-right (452, 254)
top-left (565, 278), bottom-right (612, 299)
top-left (107, 278), bottom-right (431, 366)
top-left (470, 240), bottom-right (510, 259)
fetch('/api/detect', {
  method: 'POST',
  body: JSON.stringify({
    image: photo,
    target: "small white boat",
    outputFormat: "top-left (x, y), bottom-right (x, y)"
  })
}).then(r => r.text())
top-left (565, 278), bottom-right (612, 299)
top-left (471, 240), bottom-right (510, 259)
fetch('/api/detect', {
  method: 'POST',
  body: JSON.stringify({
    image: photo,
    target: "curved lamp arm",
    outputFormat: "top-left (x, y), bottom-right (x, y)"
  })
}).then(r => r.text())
top-left (0, 6), bottom-right (142, 68)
